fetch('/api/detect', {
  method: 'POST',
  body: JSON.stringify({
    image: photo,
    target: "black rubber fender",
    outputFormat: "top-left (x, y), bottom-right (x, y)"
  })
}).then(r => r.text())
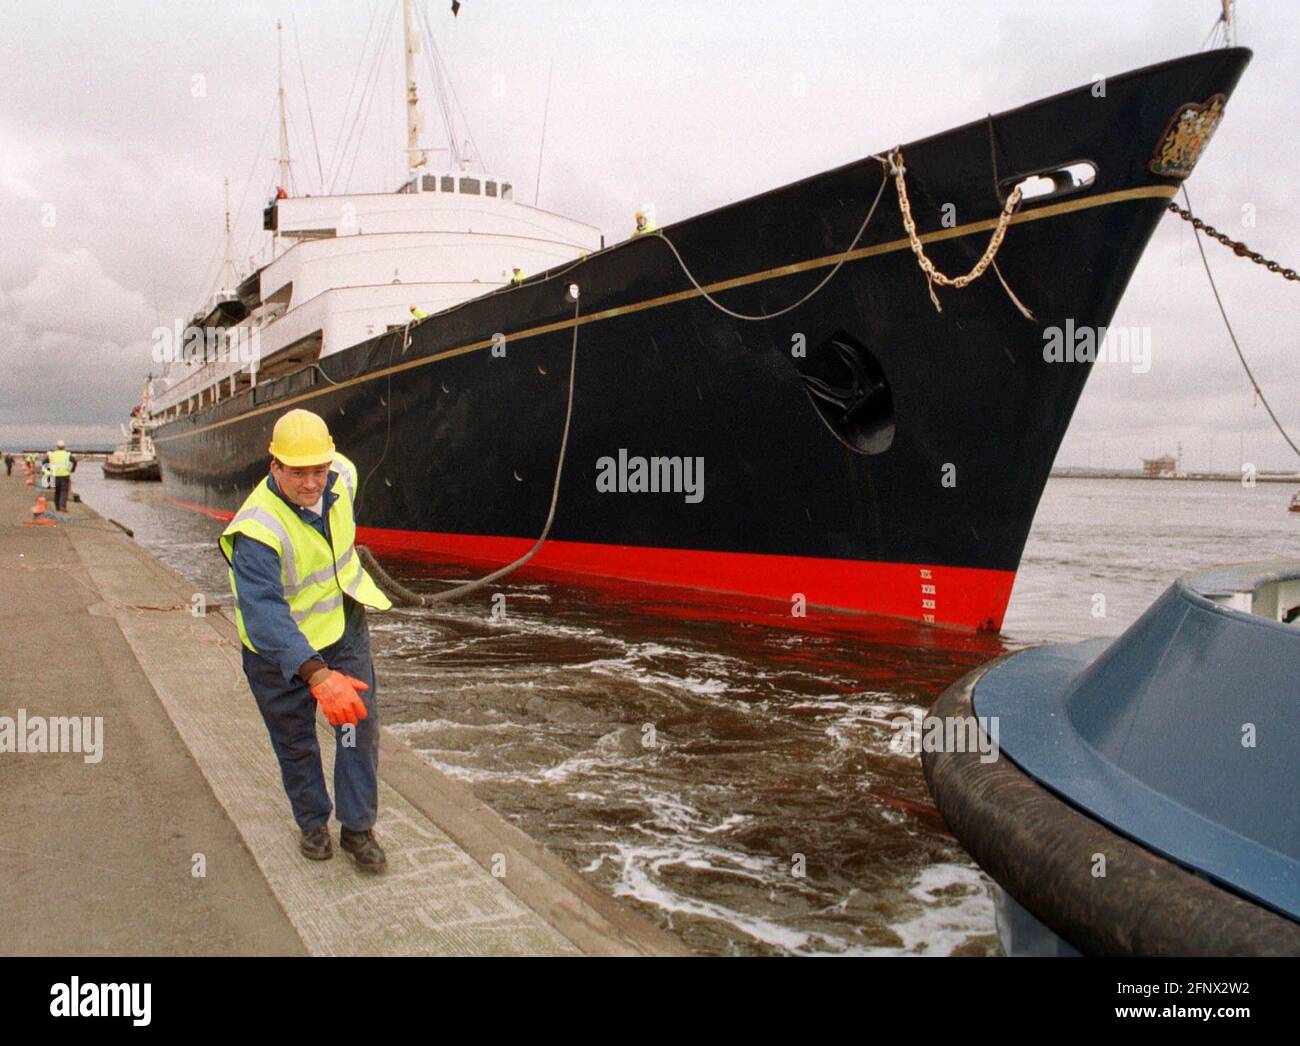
top-left (923, 660), bottom-right (1300, 957)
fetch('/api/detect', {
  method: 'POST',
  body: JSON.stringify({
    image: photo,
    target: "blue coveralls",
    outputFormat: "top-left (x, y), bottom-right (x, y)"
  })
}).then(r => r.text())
top-left (231, 471), bottom-right (380, 832)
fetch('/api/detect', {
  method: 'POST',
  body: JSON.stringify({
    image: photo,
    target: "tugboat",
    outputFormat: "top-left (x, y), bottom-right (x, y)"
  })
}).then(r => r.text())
top-left (103, 386), bottom-right (161, 481)
top-left (147, 1), bottom-right (1253, 632)
top-left (1289, 490), bottom-right (1300, 512)
top-left (925, 561), bottom-right (1300, 955)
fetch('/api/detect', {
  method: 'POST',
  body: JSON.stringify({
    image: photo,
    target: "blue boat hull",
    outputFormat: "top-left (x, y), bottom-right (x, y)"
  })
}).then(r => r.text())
top-left (924, 562), bottom-right (1300, 955)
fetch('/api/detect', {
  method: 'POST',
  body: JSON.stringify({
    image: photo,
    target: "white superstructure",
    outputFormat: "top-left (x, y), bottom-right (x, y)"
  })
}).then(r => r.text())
top-left (151, 3), bottom-right (602, 421)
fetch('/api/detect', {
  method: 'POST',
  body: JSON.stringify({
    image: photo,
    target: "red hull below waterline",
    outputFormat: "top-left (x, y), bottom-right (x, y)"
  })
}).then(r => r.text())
top-left (170, 496), bottom-right (1014, 631)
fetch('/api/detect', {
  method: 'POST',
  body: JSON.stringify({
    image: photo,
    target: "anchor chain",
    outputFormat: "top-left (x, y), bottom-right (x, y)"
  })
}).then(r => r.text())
top-left (1167, 202), bottom-right (1299, 283)
top-left (887, 147), bottom-right (1034, 319)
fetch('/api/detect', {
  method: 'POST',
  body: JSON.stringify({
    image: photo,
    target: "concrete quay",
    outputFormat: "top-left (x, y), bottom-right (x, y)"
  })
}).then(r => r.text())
top-left (0, 475), bottom-right (687, 956)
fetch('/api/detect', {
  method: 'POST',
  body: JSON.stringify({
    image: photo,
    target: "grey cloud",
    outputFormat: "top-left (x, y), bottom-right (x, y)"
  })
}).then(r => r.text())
top-left (0, 0), bottom-right (1294, 465)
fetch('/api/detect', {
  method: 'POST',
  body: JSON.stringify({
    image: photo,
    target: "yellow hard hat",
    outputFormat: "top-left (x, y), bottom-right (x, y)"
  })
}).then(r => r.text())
top-left (268, 408), bottom-right (335, 467)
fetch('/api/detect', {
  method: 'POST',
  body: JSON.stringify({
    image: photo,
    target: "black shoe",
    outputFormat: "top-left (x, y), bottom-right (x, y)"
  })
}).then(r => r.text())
top-left (300, 825), bottom-right (333, 861)
top-left (340, 827), bottom-right (388, 873)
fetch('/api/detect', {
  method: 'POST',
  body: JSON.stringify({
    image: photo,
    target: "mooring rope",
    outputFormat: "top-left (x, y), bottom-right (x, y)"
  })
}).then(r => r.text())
top-left (1180, 185), bottom-right (1300, 462)
top-left (357, 295), bottom-right (582, 606)
top-left (651, 161), bottom-right (891, 322)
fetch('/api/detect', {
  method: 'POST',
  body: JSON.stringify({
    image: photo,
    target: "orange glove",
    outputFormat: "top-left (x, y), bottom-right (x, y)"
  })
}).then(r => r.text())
top-left (309, 670), bottom-right (370, 726)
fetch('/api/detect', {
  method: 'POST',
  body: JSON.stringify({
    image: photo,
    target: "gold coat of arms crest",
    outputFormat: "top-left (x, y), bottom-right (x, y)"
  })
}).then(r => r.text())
top-left (1149, 94), bottom-right (1227, 177)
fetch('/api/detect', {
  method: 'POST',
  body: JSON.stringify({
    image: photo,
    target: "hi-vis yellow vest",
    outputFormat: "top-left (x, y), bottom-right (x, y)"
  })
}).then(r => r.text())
top-left (219, 453), bottom-right (392, 654)
top-left (48, 449), bottom-right (72, 476)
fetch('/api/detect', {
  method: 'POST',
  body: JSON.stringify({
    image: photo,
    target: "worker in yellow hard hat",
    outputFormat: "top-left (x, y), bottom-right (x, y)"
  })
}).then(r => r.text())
top-left (43, 439), bottom-right (76, 511)
top-left (634, 210), bottom-right (656, 236)
top-left (219, 408), bottom-right (394, 873)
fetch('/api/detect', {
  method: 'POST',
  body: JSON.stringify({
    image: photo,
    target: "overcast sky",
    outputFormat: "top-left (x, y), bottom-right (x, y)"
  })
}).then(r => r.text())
top-left (1, 0), bottom-right (1296, 470)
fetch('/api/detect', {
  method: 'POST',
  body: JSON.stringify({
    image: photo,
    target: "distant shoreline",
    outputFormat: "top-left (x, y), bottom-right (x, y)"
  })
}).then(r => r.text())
top-left (1051, 470), bottom-right (1300, 484)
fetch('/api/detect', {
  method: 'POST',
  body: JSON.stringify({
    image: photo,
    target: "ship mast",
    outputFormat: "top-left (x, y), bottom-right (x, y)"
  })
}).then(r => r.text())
top-left (403, 0), bottom-right (428, 179)
top-left (1221, 0), bottom-right (1236, 46)
top-left (273, 18), bottom-right (292, 258)
top-left (221, 176), bottom-right (236, 291)
top-left (276, 19), bottom-right (291, 193)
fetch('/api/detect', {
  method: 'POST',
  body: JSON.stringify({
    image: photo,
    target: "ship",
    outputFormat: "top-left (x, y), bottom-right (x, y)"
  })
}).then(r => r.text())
top-left (147, 3), bottom-right (1252, 631)
top-left (103, 385), bottom-right (162, 481)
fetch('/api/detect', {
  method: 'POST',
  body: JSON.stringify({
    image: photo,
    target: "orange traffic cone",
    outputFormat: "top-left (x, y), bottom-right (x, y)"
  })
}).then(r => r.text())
top-left (23, 495), bottom-right (55, 526)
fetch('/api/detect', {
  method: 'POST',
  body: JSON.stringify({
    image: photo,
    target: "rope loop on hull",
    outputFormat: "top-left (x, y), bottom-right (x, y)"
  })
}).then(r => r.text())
top-left (652, 164), bottom-right (891, 322)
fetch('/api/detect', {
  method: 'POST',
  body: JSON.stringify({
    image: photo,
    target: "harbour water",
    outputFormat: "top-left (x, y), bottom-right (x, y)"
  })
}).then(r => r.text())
top-left (74, 472), bottom-right (1298, 955)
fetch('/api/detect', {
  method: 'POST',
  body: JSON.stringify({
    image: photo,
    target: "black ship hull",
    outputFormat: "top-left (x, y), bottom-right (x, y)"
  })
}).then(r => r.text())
top-left (156, 49), bottom-right (1250, 630)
